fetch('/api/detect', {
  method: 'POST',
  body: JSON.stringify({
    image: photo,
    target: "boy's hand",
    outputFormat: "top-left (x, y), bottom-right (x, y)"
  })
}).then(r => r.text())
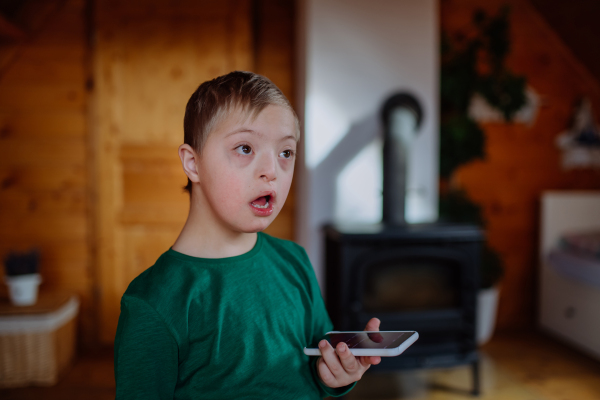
top-left (316, 318), bottom-right (382, 388)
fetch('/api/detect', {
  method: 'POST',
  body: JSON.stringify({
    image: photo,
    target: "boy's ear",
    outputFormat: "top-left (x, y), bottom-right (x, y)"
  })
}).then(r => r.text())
top-left (178, 144), bottom-right (201, 184)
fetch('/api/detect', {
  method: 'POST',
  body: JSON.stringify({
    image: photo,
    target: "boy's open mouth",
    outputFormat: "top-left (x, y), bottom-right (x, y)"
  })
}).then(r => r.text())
top-left (251, 195), bottom-right (271, 209)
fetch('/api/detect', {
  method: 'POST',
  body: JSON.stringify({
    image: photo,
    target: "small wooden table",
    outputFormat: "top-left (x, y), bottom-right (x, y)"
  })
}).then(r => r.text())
top-left (0, 291), bottom-right (74, 315)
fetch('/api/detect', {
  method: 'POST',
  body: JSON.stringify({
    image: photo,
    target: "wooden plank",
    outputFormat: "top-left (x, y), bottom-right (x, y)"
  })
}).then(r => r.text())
top-left (0, 83), bottom-right (85, 111)
top-left (42, 241), bottom-right (90, 266)
top-left (229, 0), bottom-right (253, 71)
top-left (0, 237), bottom-right (88, 256)
top-left (120, 225), bottom-right (182, 289)
top-left (119, 147), bottom-right (189, 222)
top-left (93, 33), bottom-right (123, 345)
top-left (21, 0), bottom-right (87, 47)
top-left (0, 215), bottom-right (88, 241)
top-left (1, 46), bottom-right (86, 83)
top-left (119, 205), bottom-right (188, 225)
top-left (0, 215), bottom-right (87, 241)
top-left (0, 190), bottom-right (86, 216)
top-left (0, 138), bottom-right (86, 167)
top-left (37, 266), bottom-right (91, 289)
top-left (103, 17), bottom-right (251, 144)
top-left (0, 112), bottom-right (86, 139)
top-left (0, 165), bottom-right (86, 191)
top-left (0, 292), bottom-right (75, 316)
top-left (96, 0), bottom-right (233, 20)
top-left (119, 144), bottom-right (180, 161)
top-left (121, 157), bottom-right (188, 206)
top-left (0, 208), bottom-right (88, 236)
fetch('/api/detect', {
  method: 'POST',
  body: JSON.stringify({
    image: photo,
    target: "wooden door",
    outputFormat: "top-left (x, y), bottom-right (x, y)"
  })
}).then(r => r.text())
top-left (93, 0), bottom-right (253, 343)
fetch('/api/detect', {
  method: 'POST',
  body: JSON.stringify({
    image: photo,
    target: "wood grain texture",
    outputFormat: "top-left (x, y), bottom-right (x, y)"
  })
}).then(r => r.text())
top-left (442, 0), bottom-right (600, 330)
top-left (0, 0), bottom-right (94, 348)
top-left (0, 112), bottom-right (87, 139)
top-left (93, 0), bottom-right (255, 343)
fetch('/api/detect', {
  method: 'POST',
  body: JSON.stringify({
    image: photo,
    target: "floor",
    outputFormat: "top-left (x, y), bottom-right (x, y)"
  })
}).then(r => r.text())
top-left (348, 330), bottom-right (600, 400)
top-left (2, 329), bottom-right (600, 399)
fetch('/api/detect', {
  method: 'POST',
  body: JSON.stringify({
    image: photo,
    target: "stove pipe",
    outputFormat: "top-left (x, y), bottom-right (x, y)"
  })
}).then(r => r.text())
top-left (381, 93), bottom-right (423, 226)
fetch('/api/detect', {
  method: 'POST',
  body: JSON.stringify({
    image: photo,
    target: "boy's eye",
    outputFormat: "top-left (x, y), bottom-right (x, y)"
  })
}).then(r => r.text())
top-left (235, 145), bottom-right (253, 155)
top-left (280, 149), bottom-right (294, 159)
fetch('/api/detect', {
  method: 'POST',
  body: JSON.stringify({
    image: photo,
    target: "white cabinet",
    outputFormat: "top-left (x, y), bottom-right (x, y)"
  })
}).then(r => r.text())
top-left (539, 191), bottom-right (600, 360)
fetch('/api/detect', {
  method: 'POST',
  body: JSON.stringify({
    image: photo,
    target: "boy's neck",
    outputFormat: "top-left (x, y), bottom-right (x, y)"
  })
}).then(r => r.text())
top-left (172, 196), bottom-right (258, 259)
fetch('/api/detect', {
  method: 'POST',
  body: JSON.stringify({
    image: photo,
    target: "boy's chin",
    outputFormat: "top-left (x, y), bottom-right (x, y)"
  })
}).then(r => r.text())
top-left (234, 217), bottom-right (274, 234)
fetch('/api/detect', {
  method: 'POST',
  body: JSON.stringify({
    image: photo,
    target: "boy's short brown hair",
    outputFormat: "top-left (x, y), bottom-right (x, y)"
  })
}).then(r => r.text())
top-left (183, 71), bottom-right (299, 195)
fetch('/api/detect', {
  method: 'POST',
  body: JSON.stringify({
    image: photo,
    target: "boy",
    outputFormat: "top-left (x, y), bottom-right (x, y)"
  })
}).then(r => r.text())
top-left (114, 71), bottom-right (381, 399)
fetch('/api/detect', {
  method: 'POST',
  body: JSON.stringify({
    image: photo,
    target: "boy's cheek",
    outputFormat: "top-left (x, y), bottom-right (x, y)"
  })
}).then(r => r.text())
top-left (278, 158), bottom-right (295, 171)
top-left (230, 153), bottom-right (253, 168)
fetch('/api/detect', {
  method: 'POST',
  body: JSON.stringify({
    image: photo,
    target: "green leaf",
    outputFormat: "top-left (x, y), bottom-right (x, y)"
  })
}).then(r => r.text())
top-left (439, 115), bottom-right (486, 178)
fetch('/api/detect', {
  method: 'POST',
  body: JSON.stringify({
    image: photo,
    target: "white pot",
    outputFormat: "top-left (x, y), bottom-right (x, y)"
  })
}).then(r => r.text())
top-left (5, 273), bottom-right (42, 306)
top-left (477, 285), bottom-right (500, 345)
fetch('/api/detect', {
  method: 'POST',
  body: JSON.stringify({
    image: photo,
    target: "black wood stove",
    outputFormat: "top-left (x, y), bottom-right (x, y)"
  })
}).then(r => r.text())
top-left (324, 223), bottom-right (482, 395)
top-left (323, 93), bottom-right (484, 396)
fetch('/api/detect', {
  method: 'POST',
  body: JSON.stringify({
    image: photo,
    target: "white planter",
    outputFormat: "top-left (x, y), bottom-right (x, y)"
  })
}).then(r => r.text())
top-left (477, 285), bottom-right (500, 345)
top-left (5, 273), bottom-right (42, 306)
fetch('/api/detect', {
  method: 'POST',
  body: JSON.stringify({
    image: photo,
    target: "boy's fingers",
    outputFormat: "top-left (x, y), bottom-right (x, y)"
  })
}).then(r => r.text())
top-left (317, 357), bottom-right (336, 386)
top-left (359, 355), bottom-right (381, 367)
top-left (319, 340), bottom-right (344, 377)
top-left (336, 342), bottom-right (360, 374)
top-left (361, 319), bottom-right (381, 369)
top-left (364, 317), bottom-right (380, 332)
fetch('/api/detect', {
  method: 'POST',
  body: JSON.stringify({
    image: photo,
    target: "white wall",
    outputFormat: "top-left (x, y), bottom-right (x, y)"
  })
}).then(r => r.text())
top-left (295, 0), bottom-right (439, 289)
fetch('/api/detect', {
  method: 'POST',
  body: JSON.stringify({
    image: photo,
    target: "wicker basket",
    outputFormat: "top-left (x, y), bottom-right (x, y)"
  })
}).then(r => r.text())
top-left (0, 293), bottom-right (79, 387)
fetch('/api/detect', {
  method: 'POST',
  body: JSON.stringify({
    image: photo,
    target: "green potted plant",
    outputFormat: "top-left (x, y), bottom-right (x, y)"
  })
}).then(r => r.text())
top-left (440, 7), bottom-right (526, 344)
top-left (3, 249), bottom-right (42, 306)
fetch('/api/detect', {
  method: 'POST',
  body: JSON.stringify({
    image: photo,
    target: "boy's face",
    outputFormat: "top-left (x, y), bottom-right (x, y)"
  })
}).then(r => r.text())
top-left (195, 105), bottom-right (297, 234)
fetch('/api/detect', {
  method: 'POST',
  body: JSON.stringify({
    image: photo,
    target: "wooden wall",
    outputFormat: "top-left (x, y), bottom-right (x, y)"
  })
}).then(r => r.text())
top-left (0, 0), bottom-right (296, 347)
top-left (442, 0), bottom-right (600, 330)
top-left (0, 0), bottom-right (95, 347)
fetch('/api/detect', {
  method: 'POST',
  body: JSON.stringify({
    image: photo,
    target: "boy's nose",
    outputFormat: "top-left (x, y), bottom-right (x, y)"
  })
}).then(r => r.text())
top-left (258, 153), bottom-right (277, 181)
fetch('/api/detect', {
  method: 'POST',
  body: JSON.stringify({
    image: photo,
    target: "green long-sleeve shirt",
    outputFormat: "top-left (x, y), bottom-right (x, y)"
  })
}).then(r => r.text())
top-left (114, 232), bottom-right (354, 399)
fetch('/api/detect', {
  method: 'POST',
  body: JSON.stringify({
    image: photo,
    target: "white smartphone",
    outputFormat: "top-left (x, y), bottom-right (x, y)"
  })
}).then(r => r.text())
top-left (303, 331), bottom-right (419, 357)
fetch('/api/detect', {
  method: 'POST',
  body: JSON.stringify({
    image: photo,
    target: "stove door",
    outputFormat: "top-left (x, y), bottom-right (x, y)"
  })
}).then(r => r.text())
top-left (349, 247), bottom-right (477, 333)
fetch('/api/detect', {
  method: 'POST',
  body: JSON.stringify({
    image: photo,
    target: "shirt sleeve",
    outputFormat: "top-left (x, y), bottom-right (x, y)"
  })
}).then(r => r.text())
top-left (300, 247), bottom-right (356, 398)
top-left (114, 295), bottom-right (179, 400)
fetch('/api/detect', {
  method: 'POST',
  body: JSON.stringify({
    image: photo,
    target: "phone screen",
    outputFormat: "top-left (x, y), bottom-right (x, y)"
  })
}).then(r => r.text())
top-left (325, 331), bottom-right (414, 350)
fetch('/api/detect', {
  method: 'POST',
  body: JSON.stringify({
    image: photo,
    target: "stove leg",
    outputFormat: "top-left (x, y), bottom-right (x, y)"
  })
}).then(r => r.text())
top-left (471, 359), bottom-right (480, 396)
